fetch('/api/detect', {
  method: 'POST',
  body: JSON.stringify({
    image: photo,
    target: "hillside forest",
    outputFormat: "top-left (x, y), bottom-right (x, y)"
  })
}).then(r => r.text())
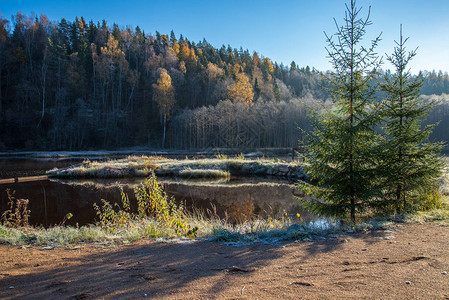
top-left (1, 13), bottom-right (449, 151)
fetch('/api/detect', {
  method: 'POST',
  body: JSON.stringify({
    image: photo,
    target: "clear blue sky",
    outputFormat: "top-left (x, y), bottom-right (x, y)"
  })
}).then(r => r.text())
top-left (1, 0), bottom-right (448, 74)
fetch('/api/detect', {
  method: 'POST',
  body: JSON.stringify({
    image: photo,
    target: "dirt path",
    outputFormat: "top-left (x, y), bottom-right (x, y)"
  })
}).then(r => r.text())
top-left (0, 222), bottom-right (448, 299)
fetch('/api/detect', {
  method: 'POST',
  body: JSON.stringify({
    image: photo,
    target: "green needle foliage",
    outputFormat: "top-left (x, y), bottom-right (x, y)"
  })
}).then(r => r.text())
top-left (378, 26), bottom-right (445, 212)
top-left (298, 0), bottom-right (382, 222)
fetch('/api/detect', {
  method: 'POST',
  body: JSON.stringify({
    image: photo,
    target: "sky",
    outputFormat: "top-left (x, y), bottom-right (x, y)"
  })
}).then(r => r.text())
top-left (1, 0), bottom-right (448, 74)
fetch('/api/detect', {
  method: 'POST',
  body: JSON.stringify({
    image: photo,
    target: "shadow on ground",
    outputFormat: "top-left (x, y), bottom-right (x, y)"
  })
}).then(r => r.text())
top-left (0, 229), bottom-right (391, 299)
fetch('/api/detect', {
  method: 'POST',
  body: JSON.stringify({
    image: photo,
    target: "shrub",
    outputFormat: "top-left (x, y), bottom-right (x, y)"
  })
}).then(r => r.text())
top-left (134, 174), bottom-right (193, 236)
top-left (1, 189), bottom-right (30, 228)
top-left (93, 188), bottom-right (132, 231)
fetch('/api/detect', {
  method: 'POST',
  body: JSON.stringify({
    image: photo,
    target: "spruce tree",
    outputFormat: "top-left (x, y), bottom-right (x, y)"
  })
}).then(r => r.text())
top-left (298, 0), bottom-right (381, 222)
top-left (379, 26), bottom-right (444, 212)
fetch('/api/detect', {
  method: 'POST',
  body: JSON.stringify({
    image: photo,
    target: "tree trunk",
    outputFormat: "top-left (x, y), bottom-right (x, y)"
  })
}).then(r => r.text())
top-left (0, 65), bottom-right (2, 116)
top-left (37, 62), bottom-right (47, 128)
top-left (162, 114), bottom-right (166, 148)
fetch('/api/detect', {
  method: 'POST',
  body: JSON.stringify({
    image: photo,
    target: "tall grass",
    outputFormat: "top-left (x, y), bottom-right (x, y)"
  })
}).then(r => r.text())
top-left (1, 189), bottom-right (30, 228)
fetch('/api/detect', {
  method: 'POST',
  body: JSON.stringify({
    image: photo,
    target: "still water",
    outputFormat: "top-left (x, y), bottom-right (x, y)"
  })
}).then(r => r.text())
top-left (0, 158), bottom-right (321, 227)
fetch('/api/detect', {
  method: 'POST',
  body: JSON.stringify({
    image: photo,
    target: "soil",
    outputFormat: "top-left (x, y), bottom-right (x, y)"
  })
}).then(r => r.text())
top-left (0, 222), bottom-right (448, 299)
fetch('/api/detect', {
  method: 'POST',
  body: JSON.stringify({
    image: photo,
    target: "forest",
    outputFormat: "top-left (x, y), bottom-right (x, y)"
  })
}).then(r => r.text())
top-left (0, 13), bottom-right (449, 151)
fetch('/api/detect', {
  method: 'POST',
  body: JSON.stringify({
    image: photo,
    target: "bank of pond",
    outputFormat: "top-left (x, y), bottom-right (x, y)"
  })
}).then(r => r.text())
top-left (1, 155), bottom-right (447, 246)
top-left (0, 156), bottom-right (318, 229)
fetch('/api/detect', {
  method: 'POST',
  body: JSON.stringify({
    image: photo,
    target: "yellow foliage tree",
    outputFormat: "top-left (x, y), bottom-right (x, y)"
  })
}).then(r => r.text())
top-left (179, 42), bottom-right (190, 60)
top-left (206, 62), bottom-right (223, 81)
top-left (232, 63), bottom-right (242, 76)
top-left (227, 73), bottom-right (254, 107)
top-left (205, 62), bottom-right (223, 102)
top-left (170, 40), bottom-right (180, 55)
top-left (153, 69), bottom-right (175, 147)
top-left (252, 52), bottom-right (261, 67)
top-left (97, 36), bottom-right (129, 111)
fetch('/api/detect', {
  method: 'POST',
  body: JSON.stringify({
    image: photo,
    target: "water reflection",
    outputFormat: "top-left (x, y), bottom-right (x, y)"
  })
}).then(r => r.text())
top-left (0, 158), bottom-right (88, 179)
top-left (39, 182), bottom-right (48, 227)
top-left (228, 194), bottom-right (255, 224)
top-left (0, 158), bottom-right (328, 228)
top-left (0, 176), bottom-right (324, 228)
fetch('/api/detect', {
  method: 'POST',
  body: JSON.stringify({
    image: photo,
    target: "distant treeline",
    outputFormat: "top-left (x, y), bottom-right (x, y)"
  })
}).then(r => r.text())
top-left (0, 13), bottom-right (448, 150)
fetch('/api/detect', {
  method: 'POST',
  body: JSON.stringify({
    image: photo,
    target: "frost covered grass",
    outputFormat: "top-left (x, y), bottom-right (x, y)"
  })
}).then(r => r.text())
top-left (0, 220), bottom-right (165, 246)
top-left (178, 168), bottom-right (230, 179)
top-left (1, 206), bottom-right (446, 247)
top-left (0, 215), bottom-right (307, 246)
top-left (206, 217), bottom-right (394, 244)
top-left (46, 155), bottom-right (305, 179)
top-left (46, 156), bottom-right (168, 178)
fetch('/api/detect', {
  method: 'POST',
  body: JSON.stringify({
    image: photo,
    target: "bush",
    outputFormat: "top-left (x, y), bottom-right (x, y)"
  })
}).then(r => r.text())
top-left (94, 173), bottom-right (197, 237)
top-left (134, 174), bottom-right (193, 236)
top-left (1, 189), bottom-right (30, 228)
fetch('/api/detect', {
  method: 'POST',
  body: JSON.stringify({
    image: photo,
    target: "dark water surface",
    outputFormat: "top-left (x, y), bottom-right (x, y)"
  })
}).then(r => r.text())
top-left (0, 158), bottom-right (87, 179)
top-left (0, 158), bottom-right (322, 227)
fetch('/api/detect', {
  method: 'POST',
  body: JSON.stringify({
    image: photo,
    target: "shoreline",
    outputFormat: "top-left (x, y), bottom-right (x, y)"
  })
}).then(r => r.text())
top-left (0, 148), bottom-right (294, 159)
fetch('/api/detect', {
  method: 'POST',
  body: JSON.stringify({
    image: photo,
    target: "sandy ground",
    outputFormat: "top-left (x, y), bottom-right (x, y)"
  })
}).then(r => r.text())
top-left (0, 222), bottom-right (448, 299)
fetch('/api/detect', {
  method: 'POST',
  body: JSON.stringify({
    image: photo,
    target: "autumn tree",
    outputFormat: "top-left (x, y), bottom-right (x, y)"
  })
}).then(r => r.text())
top-left (99, 35), bottom-right (128, 112)
top-left (227, 73), bottom-right (254, 107)
top-left (205, 62), bottom-right (223, 103)
top-left (153, 69), bottom-right (175, 147)
top-left (1, 12), bottom-right (448, 152)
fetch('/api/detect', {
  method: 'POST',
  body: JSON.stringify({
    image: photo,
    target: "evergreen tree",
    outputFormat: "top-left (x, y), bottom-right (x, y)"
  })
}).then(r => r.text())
top-left (254, 78), bottom-right (261, 100)
top-left (273, 79), bottom-right (281, 102)
top-left (379, 26), bottom-right (444, 211)
top-left (298, 0), bottom-right (381, 222)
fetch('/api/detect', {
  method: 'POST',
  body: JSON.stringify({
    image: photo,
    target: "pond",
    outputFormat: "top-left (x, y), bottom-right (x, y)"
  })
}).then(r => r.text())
top-left (0, 158), bottom-right (324, 228)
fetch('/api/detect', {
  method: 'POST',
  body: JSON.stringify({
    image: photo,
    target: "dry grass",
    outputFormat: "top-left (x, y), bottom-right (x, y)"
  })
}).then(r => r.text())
top-left (47, 155), bottom-right (305, 179)
top-left (179, 168), bottom-right (230, 179)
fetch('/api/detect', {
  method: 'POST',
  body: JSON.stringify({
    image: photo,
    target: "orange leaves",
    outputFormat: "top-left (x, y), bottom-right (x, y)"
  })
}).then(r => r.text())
top-left (101, 36), bottom-right (125, 58)
top-left (252, 52), bottom-right (261, 67)
top-left (152, 69), bottom-right (175, 117)
top-left (179, 42), bottom-right (197, 63)
top-left (227, 73), bottom-right (254, 107)
top-left (232, 63), bottom-right (242, 76)
top-left (177, 42), bottom-right (197, 71)
top-left (170, 40), bottom-right (180, 55)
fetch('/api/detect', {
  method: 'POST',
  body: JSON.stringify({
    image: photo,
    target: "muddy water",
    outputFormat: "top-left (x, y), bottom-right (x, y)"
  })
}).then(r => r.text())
top-left (0, 159), bottom-right (320, 227)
